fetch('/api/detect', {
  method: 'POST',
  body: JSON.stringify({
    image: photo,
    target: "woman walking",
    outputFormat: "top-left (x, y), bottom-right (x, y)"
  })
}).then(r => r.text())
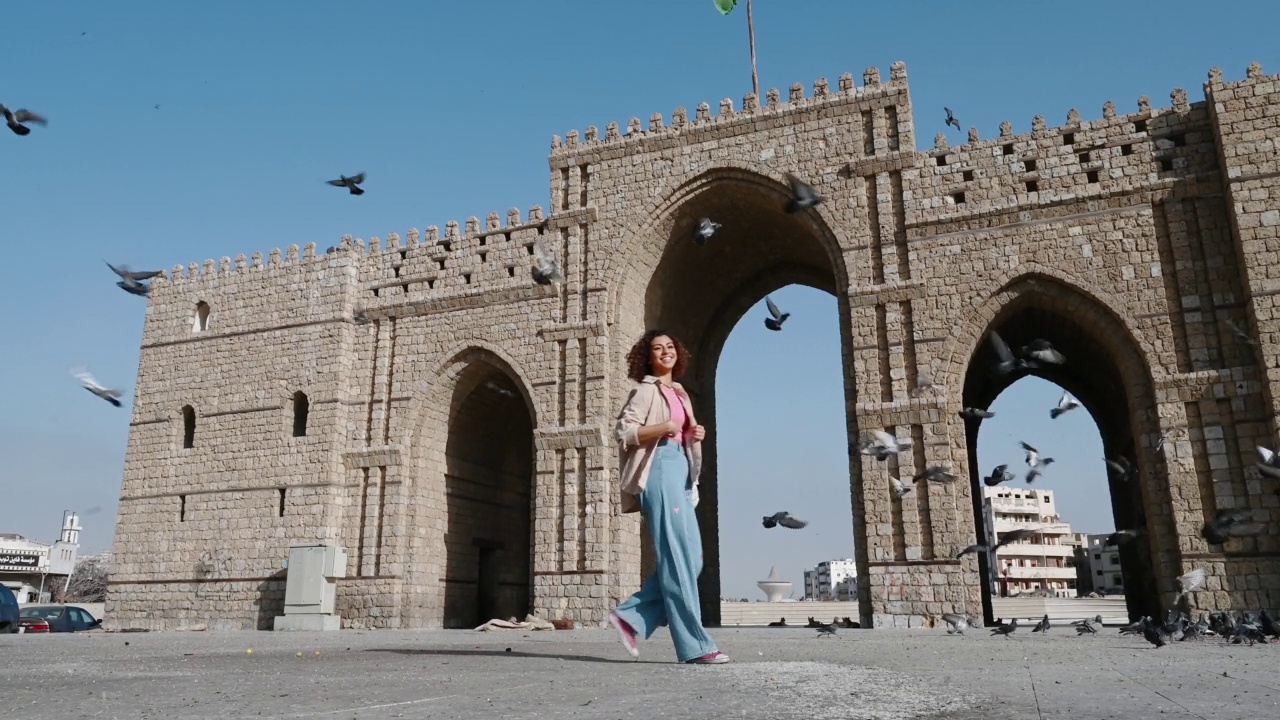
top-left (607, 330), bottom-right (730, 664)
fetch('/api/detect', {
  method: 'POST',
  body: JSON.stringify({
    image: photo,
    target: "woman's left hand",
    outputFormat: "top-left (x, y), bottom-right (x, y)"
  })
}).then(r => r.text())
top-left (690, 424), bottom-right (706, 442)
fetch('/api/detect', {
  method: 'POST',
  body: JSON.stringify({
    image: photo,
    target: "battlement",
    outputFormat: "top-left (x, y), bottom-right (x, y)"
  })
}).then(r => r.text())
top-left (907, 62), bottom-right (1267, 225)
top-left (152, 205), bottom-right (549, 290)
top-left (548, 62), bottom-right (910, 159)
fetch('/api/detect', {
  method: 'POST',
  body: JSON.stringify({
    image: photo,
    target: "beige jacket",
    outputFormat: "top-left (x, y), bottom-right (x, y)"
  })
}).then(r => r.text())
top-left (615, 375), bottom-right (703, 514)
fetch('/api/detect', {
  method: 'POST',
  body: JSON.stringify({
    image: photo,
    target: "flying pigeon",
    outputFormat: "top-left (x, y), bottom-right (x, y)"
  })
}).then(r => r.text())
top-left (1020, 339), bottom-right (1066, 365)
top-left (531, 239), bottom-right (564, 286)
top-left (1105, 455), bottom-right (1134, 482)
top-left (326, 172), bottom-right (366, 195)
top-left (1031, 614), bottom-right (1051, 634)
top-left (1020, 440), bottom-right (1055, 483)
top-left (984, 464), bottom-right (1015, 487)
top-left (693, 217), bottom-right (721, 246)
top-left (352, 307), bottom-right (371, 325)
top-left (1104, 529), bottom-right (1144, 547)
top-left (1255, 446), bottom-right (1280, 479)
top-left (762, 512), bottom-right (808, 530)
top-left (1, 104), bottom-right (47, 135)
top-left (993, 527), bottom-right (1040, 550)
top-left (861, 430), bottom-right (912, 461)
top-left (910, 367), bottom-right (937, 398)
top-left (942, 613), bottom-right (973, 634)
top-left (764, 296), bottom-right (789, 331)
top-left (783, 173), bottom-right (825, 214)
top-left (1174, 566), bottom-right (1207, 609)
top-left (955, 543), bottom-right (988, 559)
top-left (1154, 428), bottom-right (1179, 454)
top-left (891, 476), bottom-right (913, 498)
top-left (911, 466), bottom-right (957, 484)
top-left (944, 107), bottom-right (960, 131)
top-left (1049, 390), bottom-right (1080, 419)
top-left (106, 261), bottom-right (162, 297)
top-left (1225, 318), bottom-right (1256, 346)
top-left (71, 367), bottom-right (123, 407)
top-left (1075, 619), bottom-right (1100, 635)
top-left (959, 407), bottom-right (994, 421)
top-left (1200, 509), bottom-right (1265, 545)
top-left (989, 331), bottom-right (1037, 375)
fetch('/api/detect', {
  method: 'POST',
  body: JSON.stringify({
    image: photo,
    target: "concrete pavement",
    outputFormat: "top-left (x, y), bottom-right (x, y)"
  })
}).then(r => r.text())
top-left (3, 626), bottom-right (1277, 719)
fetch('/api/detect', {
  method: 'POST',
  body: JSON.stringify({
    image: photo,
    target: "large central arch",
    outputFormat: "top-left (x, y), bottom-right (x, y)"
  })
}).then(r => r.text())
top-left (610, 166), bottom-right (855, 625)
top-left (951, 270), bottom-right (1171, 624)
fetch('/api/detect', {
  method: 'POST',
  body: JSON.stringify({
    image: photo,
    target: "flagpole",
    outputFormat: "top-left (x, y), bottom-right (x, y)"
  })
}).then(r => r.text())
top-left (746, 0), bottom-right (759, 98)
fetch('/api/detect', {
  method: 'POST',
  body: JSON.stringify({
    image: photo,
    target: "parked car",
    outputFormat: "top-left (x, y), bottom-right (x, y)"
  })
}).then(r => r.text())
top-left (0, 585), bottom-right (18, 633)
top-left (17, 605), bottom-right (102, 633)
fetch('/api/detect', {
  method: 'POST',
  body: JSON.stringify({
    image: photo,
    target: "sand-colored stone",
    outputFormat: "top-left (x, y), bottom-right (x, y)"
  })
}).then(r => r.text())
top-left (107, 63), bottom-right (1280, 631)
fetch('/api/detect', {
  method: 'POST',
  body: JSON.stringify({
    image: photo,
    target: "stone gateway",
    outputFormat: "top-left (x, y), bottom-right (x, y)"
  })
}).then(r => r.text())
top-left (107, 61), bottom-right (1280, 630)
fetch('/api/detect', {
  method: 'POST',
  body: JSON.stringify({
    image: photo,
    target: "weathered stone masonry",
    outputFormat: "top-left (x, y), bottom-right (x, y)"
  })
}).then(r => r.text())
top-left (106, 61), bottom-right (1280, 630)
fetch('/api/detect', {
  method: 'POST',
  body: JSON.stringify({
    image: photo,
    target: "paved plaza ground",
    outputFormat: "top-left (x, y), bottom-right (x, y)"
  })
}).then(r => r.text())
top-left (4, 625), bottom-right (1277, 719)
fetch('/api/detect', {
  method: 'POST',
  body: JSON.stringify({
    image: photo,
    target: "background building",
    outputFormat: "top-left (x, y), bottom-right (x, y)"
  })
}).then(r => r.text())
top-left (982, 488), bottom-right (1084, 598)
top-left (803, 558), bottom-right (857, 601)
top-left (1074, 533), bottom-right (1126, 596)
top-left (0, 511), bottom-right (83, 603)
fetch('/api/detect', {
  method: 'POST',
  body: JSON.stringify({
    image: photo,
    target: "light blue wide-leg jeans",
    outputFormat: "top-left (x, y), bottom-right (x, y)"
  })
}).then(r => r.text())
top-left (613, 438), bottom-right (719, 662)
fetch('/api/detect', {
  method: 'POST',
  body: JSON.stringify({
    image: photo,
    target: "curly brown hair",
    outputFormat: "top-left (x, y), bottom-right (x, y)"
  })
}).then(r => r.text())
top-left (626, 329), bottom-right (691, 382)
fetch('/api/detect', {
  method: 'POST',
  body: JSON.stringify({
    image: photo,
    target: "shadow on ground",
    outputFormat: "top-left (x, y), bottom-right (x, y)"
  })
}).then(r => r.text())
top-left (367, 647), bottom-right (639, 664)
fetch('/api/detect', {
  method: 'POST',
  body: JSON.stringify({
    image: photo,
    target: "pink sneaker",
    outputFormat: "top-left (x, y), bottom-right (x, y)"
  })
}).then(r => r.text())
top-left (608, 611), bottom-right (639, 658)
top-left (686, 651), bottom-right (731, 664)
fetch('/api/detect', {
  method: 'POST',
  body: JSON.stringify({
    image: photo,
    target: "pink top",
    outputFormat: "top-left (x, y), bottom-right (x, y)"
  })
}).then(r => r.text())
top-left (658, 384), bottom-right (688, 444)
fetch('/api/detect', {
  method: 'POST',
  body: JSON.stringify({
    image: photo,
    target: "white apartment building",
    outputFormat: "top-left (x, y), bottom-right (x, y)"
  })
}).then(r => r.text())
top-left (981, 487), bottom-right (1085, 598)
top-left (1075, 533), bottom-right (1126, 595)
top-left (0, 511), bottom-right (83, 603)
top-left (803, 558), bottom-right (857, 601)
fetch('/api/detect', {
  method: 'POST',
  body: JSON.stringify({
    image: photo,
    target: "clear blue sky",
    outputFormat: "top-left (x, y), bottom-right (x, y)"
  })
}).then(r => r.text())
top-left (0, 1), bottom-right (1274, 600)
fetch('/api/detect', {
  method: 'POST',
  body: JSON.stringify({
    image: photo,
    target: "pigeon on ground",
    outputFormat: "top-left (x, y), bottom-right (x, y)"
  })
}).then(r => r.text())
top-left (531, 240), bottom-right (564, 286)
top-left (989, 331), bottom-right (1037, 375)
top-left (942, 613), bottom-right (972, 634)
top-left (1076, 620), bottom-right (1099, 635)
top-left (1200, 509), bottom-right (1265, 545)
top-left (990, 618), bottom-right (1018, 638)
top-left (1049, 391), bottom-right (1080, 419)
top-left (1105, 456), bottom-right (1134, 482)
top-left (762, 512), bottom-right (808, 530)
top-left (944, 107), bottom-right (960, 131)
top-left (959, 407), bottom-right (995, 421)
top-left (1255, 446), bottom-right (1280, 479)
top-left (984, 464), bottom-right (1015, 487)
top-left (783, 173), bottom-right (825, 213)
top-left (1020, 339), bottom-right (1066, 365)
top-left (764, 296), bottom-right (789, 331)
top-left (106, 261), bottom-right (162, 297)
top-left (861, 430), bottom-right (912, 461)
top-left (327, 172), bottom-right (366, 195)
top-left (912, 466), bottom-right (958, 484)
top-left (1, 104), bottom-right (47, 135)
top-left (814, 622), bottom-right (839, 638)
top-left (891, 476), bottom-right (913, 498)
top-left (1020, 440), bottom-right (1055, 483)
top-left (1031, 614), bottom-right (1051, 634)
top-left (693, 217), bottom-right (721, 246)
top-left (1141, 616), bottom-right (1172, 648)
top-left (71, 367), bottom-right (123, 407)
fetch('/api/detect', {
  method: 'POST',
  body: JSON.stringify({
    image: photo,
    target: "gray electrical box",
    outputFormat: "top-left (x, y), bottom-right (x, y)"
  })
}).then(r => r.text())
top-left (274, 543), bottom-right (347, 631)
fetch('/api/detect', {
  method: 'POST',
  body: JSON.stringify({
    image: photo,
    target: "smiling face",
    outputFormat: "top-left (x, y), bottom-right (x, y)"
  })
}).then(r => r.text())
top-left (649, 335), bottom-right (678, 376)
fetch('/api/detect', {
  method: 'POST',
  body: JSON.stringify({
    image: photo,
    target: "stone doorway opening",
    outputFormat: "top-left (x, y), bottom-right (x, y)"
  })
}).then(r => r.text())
top-left (961, 277), bottom-right (1164, 625)
top-left (623, 168), bottom-right (853, 626)
top-left (442, 365), bottom-right (535, 628)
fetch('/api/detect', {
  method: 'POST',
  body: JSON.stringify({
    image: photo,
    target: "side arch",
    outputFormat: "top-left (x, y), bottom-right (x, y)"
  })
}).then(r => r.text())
top-left (604, 163), bottom-right (853, 330)
top-left (396, 343), bottom-right (541, 628)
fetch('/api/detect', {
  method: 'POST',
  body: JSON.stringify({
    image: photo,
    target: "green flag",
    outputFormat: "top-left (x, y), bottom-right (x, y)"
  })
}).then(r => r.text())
top-left (713, 0), bottom-right (738, 14)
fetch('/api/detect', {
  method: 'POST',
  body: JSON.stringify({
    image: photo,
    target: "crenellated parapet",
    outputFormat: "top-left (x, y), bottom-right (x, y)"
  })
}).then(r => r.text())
top-left (909, 63), bottom-right (1261, 224)
top-left (548, 63), bottom-right (910, 161)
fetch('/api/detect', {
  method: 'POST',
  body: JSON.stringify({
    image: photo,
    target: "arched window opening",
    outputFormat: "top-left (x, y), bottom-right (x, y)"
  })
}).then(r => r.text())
top-left (193, 301), bottom-right (211, 333)
top-left (292, 391), bottom-right (310, 437)
top-left (181, 405), bottom-right (196, 449)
